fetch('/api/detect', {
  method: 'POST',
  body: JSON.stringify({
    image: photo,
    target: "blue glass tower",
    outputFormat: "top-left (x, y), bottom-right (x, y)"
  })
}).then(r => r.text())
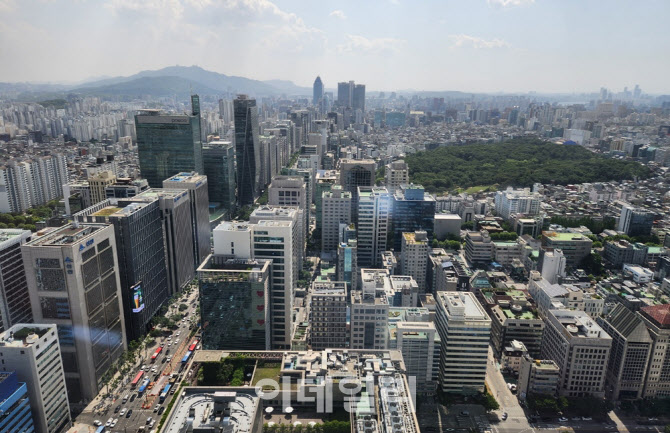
top-left (0, 371), bottom-right (35, 433)
top-left (391, 184), bottom-right (436, 251)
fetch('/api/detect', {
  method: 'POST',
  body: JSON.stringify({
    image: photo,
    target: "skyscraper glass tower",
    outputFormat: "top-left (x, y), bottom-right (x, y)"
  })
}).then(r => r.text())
top-left (135, 95), bottom-right (203, 188)
top-left (313, 76), bottom-right (324, 105)
top-left (234, 95), bottom-right (260, 206)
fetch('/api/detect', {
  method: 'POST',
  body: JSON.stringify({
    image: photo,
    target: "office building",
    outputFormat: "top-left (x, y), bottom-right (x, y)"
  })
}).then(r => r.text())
top-left (337, 81), bottom-right (354, 107)
top-left (350, 271), bottom-right (390, 350)
top-left (357, 187), bottom-right (391, 268)
top-left (618, 204), bottom-right (655, 237)
top-left (339, 159), bottom-right (375, 202)
top-left (0, 325), bottom-right (70, 433)
top-left (485, 290), bottom-right (544, 358)
top-left (604, 240), bottom-right (648, 268)
top-left (309, 282), bottom-right (348, 350)
top-left (401, 231), bottom-right (429, 293)
top-left (21, 224), bottom-right (126, 406)
top-left (213, 217), bottom-right (298, 350)
top-left (541, 231), bottom-right (593, 267)
top-left (0, 230), bottom-right (33, 332)
top-left (0, 371), bottom-right (35, 433)
top-left (517, 355), bottom-right (560, 400)
top-left (249, 206), bottom-right (304, 270)
top-left (434, 214), bottom-right (462, 240)
top-left (435, 292), bottom-right (491, 394)
top-left (639, 304), bottom-right (670, 398)
top-left (163, 172), bottom-right (211, 268)
top-left (539, 249), bottom-right (566, 284)
top-left (391, 184), bottom-right (436, 251)
top-left (268, 176), bottom-right (308, 244)
top-left (337, 238), bottom-right (357, 289)
top-left (75, 201), bottom-right (168, 342)
top-left (87, 170), bottom-right (116, 205)
top-left (390, 321), bottom-right (440, 395)
top-left (385, 160), bottom-right (409, 193)
top-left (321, 186), bottom-right (352, 252)
top-left (135, 98), bottom-right (203, 188)
top-left (198, 256), bottom-right (271, 350)
top-left (313, 76), bottom-right (324, 105)
top-left (0, 153), bottom-right (68, 213)
top-left (494, 187), bottom-right (541, 221)
top-left (104, 178), bottom-right (149, 201)
top-left (202, 141), bottom-right (236, 216)
top-left (596, 304), bottom-right (652, 400)
top-left (353, 84), bottom-right (366, 112)
top-left (124, 189), bottom-right (195, 295)
top-left (541, 309), bottom-right (612, 397)
top-left (234, 95), bottom-right (261, 206)
top-left (465, 231), bottom-right (493, 265)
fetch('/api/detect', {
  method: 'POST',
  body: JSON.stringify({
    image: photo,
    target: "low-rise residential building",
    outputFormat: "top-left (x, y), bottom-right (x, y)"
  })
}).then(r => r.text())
top-left (465, 231), bottom-right (493, 265)
top-left (517, 355), bottom-right (560, 400)
top-left (502, 340), bottom-right (528, 373)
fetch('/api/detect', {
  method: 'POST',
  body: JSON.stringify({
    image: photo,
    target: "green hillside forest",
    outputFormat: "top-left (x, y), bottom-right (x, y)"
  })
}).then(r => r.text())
top-left (405, 139), bottom-right (650, 193)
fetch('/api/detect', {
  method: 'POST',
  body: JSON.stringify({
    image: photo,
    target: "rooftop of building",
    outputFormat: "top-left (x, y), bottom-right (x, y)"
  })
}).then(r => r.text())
top-left (164, 171), bottom-right (206, 183)
top-left (26, 223), bottom-right (104, 247)
top-left (641, 304), bottom-right (670, 328)
top-left (0, 229), bottom-right (30, 246)
top-left (402, 231), bottom-right (429, 244)
top-left (0, 324), bottom-right (53, 348)
top-left (438, 292), bottom-right (489, 321)
top-left (91, 206), bottom-right (122, 217)
top-left (543, 231), bottom-right (591, 242)
top-left (550, 309), bottom-right (611, 340)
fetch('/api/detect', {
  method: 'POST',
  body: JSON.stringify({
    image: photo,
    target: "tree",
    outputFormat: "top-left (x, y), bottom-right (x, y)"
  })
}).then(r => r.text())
top-left (179, 303), bottom-right (188, 312)
top-left (482, 393), bottom-right (500, 412)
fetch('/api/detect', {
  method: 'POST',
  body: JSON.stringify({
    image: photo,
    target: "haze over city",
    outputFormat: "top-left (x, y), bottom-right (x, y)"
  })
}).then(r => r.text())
top-left (1, 0), bottom-right (669, 93)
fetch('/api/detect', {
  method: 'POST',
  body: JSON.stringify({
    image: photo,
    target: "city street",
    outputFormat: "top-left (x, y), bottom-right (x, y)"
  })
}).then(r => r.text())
top-left (485, 346), bottom-right (531, 433)
top-left (73, 288), bottom-right (200, 433)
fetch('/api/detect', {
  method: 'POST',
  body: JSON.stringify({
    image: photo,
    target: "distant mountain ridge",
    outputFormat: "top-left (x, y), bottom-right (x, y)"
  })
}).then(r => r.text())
top-left (0, 65), bottom-right (312, 99)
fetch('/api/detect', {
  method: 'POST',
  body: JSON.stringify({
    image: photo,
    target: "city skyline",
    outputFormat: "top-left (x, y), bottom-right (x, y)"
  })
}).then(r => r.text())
top-left (0, 0), bottom-right (668, 93)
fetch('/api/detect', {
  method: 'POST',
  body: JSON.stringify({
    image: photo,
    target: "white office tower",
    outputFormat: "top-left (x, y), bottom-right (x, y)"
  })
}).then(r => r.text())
top-left (268, 176), bottom-right (308, 246)
top-left (494, 187), bottom-right (541, 220)
top-left (213, 217), bottom-right (298, 350)
top-left (350, 270), bottom-right (390, 350)
top-left (435, 291), bottom-right (491, 393)
top-left (249, 206), bottom-right (303, 273)
top-left (385, 160), bottom-right (409, 193)
top-left (391, 321), bottom-right (440, 395)
top-left (357, 187), bottom-right (391, 267)
top-left (0, 324), bottom-right (71, 433)
top-left (541, 309), bottom-right (612, 398)
top-left (321, 185), bottom-right (352, 253)
top-left (21, 223), bottom-right (127, 406)
top-left (540, 249), bottom-right (566, 284)
top-left (401, 231), bottom-right (430, 293)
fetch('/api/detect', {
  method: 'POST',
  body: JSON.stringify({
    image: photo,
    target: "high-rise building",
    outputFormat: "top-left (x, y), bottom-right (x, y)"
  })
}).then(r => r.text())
top-left (0, 370), bottom-right (35, 433)
top-left (435, 291), bottom-right (491, 394)
top-left (541, 309), bottom-right (612, 397)
top-left (339, 159), bottom-right (375, 203)
top-left (596, 304), bottom-right (652, 400)
top-left (337, 81), bottom-right (354, 107)
top-left (268, 176), bottom-right (308, 244)
top-left (309, 282), bottom-right (348, 350)
top-left (0, 229), bottom-right (33, 332)
top-left (313, 76), bottom-right (324, 106)
top-left (163, 172), bottom-right (211, 268)
top-left (198, 255), bottom-right (271, 350)
top-left (213, 216), bottom-right (298, 350)
top-left (337, 238), bottom-right (357, 289)
top-left (22, 224), bottom-right (127, 406)
top-left (391, 321), bottom-right (440, 395)
top-left (391, 184), bottom-right (436, 251)
top-left (357, 187), bottom-right (391, 268)
top-left (541, 231), bottom-right (592, 267)
top-left (234, 95), bottom-right (261, 206)
top-left (350, 270), bottom-right (390, 350)
top-left (249, 206), bottom-right (304, 270)
top-left (353, 84), bottom-right (366, 113)
top-left (0, 324), bottom-right (70, 433)
top-left (123, 189), bottom-right (195, 296)
top-left (76, 200), bottom-right (169, 342)
top-left (401, 231), bottom-right (430, 293)
top-left (88, 170), bottom-right (116, 205)
top-left (202, 141), bottom-right (236, 217)
top-left (638, 304), bottom-right (670, 398)
top-left (618, 204), bottom-right (655, 237)
top-left (385, 160), bottom-right (409, 193)
top-left (135, 99), bottom-right (203, 188)
top-left (494, 187), bottom-right (541, 221)
top-left (321, 186), bottom-right (352, 252)
top-left (0, 153), bottom-right (68, 213)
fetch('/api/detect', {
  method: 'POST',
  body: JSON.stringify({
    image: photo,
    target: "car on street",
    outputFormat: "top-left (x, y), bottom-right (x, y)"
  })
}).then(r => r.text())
top-left (93, 420), bottom-right (102, 427)
top-left (558, 417), bottom-right (568, 422)
top-left (501, 412), bottom-right (508, 420)
top-left (572, 417), bottom-right (581, 421)
top-left (582, 416), bottom-right (592, 421)
top-left (119, 408), bottom-right (127, 416)
top-left (126, 409), bottom-right (133, 418)
top-left (114, 405), bottom-right (121, 413)
top-left (147, 417), bottom-right (153, 424)
top-left (111, 418), bottom-right (118, 427)
top-left (154, 404), bottom-right (160, 412)
top-left (142, 365), bottom-right (147, 371)
top-left (105, 418), bottom-right (113, 427)
top-left (158, 406), bottom-right (165, 415)
top-left (149, 420), bottom-right (156, 428)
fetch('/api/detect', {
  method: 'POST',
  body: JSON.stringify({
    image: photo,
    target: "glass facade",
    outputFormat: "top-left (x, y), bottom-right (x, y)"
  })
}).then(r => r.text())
top-left (135, 112), bottom-right (203, 188)
top-left (391, 186), bottom-right (436, 250)
top-left (199, 258), bottom-right (269, 350)
top-left (202, 142), bottom-right (236, 216)
top-left (0, 372), bottom-right (35, 433)
top-left (234, 97), bottom-right (260, 206)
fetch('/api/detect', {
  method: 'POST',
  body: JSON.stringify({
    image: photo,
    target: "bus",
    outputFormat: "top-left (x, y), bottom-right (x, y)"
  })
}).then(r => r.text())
top-left (188, 339), bottom-right (198, 352)
top-left (151, 347), bottom-right (162, 363)
top-left (95, 426), bottom-right (105, 433)
top-left (181, 351), bottom-right (192, 367)
top-left (138, 378), bottom-right (150, 394)
top-left (131, 371), bottom-right (144, 388)
top-left (159, 384), bottom-right (171, 403)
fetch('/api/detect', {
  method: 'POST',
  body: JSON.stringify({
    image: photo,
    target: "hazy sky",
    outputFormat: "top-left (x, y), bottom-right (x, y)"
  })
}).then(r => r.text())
top-left (1, 0), bottom-right (669, 93)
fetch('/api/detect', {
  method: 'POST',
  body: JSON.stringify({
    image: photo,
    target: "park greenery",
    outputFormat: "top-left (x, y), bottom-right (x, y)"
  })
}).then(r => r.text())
top-left (199, 355), bottom-right (254, 386)
top-left (405, 139), bottom-right (650, 193)
top-left (0, 199), bottom-right (60, 232)
top-left (263, 421), bottom-right (351, 433)
top-left (527, 394), bottom-right (613, 417)
top-left (548, 216), bottom-right (616, 235)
